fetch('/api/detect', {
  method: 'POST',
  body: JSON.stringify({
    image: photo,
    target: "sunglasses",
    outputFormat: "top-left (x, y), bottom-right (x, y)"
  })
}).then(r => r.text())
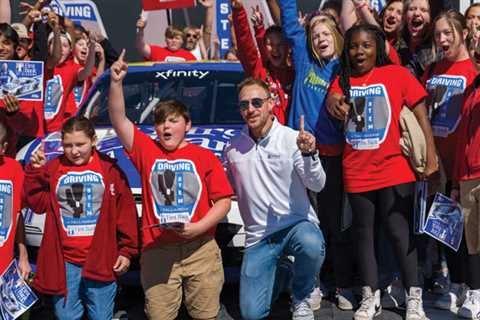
top-left (238, 97), bottom-right (270, 110)
top-left (186, 33), bottom-right (199, 39)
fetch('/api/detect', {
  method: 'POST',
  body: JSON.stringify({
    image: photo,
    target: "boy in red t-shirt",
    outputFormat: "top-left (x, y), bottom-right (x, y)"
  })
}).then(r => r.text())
top-left (108, 51), bottom-right (233, 319)
top-left (136, 20), bottom-right (197, 62)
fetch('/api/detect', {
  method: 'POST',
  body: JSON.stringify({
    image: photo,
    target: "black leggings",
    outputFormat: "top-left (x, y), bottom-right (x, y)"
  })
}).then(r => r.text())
top-left (349, 182), bottom-right (418, 291)
top-left (309, 155), bottom-right (355, 288)
top-left (444, 235), bottom-right (480, 289)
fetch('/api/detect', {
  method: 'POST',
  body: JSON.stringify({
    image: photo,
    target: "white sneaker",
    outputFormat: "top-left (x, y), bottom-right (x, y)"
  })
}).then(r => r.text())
top-left (381, 280), bottom-right (405, 309)
top-left (354, 286), bottom-right (381, 320)
top-left (292, 298), bottom-right (314, 320)
top-left (306, 287), bottom-right (322, 311)
top-left (434, 282), bottom-right (468, 311)
top-left (458, 289), bottom-right (480, 319)
top-left (336, 287), bottom-right (358, 311)
top-left (405, 287), bottom-right (429, 320)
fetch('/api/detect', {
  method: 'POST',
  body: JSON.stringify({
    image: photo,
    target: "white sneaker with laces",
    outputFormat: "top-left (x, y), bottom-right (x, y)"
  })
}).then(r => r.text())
top-left (405, 287), bottom-right (429, 320)
top-left (434, 282), bottom-right (468, 311)
top-left (306, 287), bottom-right (322, 311)
top-left (292, 298), bottom-right (314, 320)
top-left (458, 289), bottom-right (480, 319)
top-left (354, 286), bottom-right (381, 320)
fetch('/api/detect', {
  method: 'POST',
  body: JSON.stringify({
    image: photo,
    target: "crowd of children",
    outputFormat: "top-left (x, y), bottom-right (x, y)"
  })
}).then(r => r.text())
top-left (2, 0), bottom-right (480, 319)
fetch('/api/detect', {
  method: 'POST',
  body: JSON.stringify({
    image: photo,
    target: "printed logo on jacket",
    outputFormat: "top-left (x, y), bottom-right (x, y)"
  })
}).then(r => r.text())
top-left (426, 75), bottom-right (466, 137)
top-left (44, 75), bottom-right (64, 120)
top-left (149, 159), bottom-right (202, 224)
top-left (0, 180), bottom-right (13, 246)
top-left (346, 84), bottom-right (391, 150)
top-left (55, 171), bottom-right (105, 236)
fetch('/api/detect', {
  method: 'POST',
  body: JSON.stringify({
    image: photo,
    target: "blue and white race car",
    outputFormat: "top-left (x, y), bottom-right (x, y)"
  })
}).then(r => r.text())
top-left (17, 61), bottom-right (247, 271)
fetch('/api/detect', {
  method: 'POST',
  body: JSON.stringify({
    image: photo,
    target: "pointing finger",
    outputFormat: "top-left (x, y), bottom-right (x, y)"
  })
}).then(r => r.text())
top-left (118, 49), bottom-right (126, 62)
top-left (299, 115), bottom-right (305, 133)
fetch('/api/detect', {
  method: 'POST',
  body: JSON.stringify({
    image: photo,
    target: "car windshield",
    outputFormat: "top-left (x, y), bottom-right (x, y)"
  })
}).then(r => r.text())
top-left (81, 65), bottom-right (245, 126)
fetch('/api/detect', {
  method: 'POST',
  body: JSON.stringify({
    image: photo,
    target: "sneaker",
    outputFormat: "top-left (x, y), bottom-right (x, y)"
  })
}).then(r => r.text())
top-left (432, 273), bottom-right (450, 295)
top-left (306, 287), bottom-right (322, 311)
top-left (381, 280), bottom-right (405, 309)
top-left (405, 287), bottom-right (429, 320)
top-left (434, 282), bottom-right (468, 311)
top-left (458, 289), bottom-right (480, 319)
top-left (336, 287), bottom-right (358, 311)
top-left (354, 286), bottom-right (381, 320)
top-left (292, 299), bottom-right (314, 320)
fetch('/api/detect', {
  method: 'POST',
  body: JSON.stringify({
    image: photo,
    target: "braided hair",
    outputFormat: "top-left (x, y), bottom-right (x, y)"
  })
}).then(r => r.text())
top-left (339, 24), bottom-right (392, 103)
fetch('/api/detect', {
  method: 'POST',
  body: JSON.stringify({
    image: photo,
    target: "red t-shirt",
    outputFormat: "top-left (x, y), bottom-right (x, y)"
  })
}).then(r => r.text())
top-left (422, 58), bottom-right (478, 179)
top-left (329, 64), bottom-right (426, 193)
top-left (127, 127), bottom-right (233, 250)
top-left (147, 45), bottom-right (197, 62)
top-left (44, 59), bottom-right (82, 133)
top-left (73, 64), bottom-right (97, 108)
top-left (387, 42), bottom-right (401, 65)
top-left (53, 153), bottom-right (105, 265)
top-left (0, 157), bottom-right (24, 274)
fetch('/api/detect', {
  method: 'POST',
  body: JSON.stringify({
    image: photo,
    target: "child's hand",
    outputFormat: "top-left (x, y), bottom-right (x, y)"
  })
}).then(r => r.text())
top-left (136, 18), bottom-right (147, 31)
top-left (110, 49), bottom-right (128, 83)
top-left (250, 5), bottom-right (264, 28)
top-left (198, 0), bottom-right (214, 9)
top-left (171, 222), bottom-right (205, 239)
top-left (113, 255), bottom-right (131, 275)
top-left (30, 141), bottom-right (46, 169)
top-left (18, 256), bottom-right (32, 281)
top-left (230, 0), bottom-right (242, 10)
top-left (2, 95), bottom-right (20, 115)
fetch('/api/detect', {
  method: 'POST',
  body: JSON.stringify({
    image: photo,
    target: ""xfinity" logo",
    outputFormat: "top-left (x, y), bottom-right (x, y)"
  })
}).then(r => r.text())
top-left (155, 70), bottom-right (210, 80)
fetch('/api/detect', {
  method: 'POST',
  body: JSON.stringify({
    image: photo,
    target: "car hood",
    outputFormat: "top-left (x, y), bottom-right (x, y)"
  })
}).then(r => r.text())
top-left (18, 124), bottom-right (243, 189)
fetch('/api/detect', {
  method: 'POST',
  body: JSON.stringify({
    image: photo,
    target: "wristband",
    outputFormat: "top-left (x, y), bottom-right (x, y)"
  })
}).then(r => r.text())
top-left (302, 150), bottom-right (319, 161)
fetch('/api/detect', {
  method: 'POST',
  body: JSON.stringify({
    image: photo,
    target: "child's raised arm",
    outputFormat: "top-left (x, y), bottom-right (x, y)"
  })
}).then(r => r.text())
top-left (108, 50), bottom-right (135, 152)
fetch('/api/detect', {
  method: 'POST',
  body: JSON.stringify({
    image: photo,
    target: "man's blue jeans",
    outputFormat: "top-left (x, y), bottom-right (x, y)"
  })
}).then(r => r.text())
top-left (240, 220), bottom-right (325, 320)
top-left (52, 262), bottom-right (117, 320)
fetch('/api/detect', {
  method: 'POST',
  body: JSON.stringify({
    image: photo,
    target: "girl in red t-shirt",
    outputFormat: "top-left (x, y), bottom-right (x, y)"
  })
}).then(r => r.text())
top-left (327, 24), bottom-right (437, 320)
top-left (44, 25), bottom-right (97, 133)
top-left (231, 0), bottom-right (294, 125)
top-left (72, 34), bottom-right (105, 107)
top-left (424, 10), bottom-right (480, 314)
top-left (24, 117), bottom-right (138, 320)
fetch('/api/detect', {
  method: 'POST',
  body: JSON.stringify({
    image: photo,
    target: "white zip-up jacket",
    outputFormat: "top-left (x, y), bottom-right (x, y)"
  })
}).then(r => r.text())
top-left (224, 118), bottom-right (326, 247)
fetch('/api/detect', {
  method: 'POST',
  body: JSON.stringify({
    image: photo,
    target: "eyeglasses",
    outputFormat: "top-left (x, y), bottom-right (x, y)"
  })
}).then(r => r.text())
top-left (186, 33), bottom-right (199, 40)
top-left (238, 97), bottom-right (270, 110)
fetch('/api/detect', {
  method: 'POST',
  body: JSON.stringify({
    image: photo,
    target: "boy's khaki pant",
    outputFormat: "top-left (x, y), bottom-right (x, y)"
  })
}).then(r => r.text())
top-left (141, 236), bottom-right (224, 320)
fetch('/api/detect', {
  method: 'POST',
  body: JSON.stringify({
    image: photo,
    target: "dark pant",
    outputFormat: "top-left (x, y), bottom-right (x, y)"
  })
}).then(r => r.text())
top-left (348, 182), bottom-right (418, 291)
top-left (309, 155), bottom-right (355, 289)
top-left (444, 235), bottom-right (480, 289)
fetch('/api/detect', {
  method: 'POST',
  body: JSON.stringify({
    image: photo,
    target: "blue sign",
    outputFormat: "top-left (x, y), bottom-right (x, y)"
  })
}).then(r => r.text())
top-left (216, 0), bottom-right (232, 58)
top-left (369, 0), bottom-right (386, 15)
top-left (413, 181), bottom-right (428, 234)
top-left (0, 260), bottom-right (38, 320)
top-left (46, 0), bottom-right (108, 38)
top-left (0, 60), bottom-right (44, 101)
top-left (424, 193), bottom-right (464, 251)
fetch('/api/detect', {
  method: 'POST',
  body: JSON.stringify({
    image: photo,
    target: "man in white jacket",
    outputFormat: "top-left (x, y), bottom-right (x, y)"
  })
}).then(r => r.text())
top-left (224, 78), bottom-right (326, 320)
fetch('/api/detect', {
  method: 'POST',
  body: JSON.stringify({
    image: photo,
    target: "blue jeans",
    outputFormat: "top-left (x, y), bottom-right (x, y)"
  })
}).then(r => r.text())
top-left (240, 221), bottom-right (325, 320)
top-left (52, 262), bottom-right (117, 320)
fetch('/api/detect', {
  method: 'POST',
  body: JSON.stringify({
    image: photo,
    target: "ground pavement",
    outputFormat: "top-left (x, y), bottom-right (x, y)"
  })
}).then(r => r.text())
top-left (28, 284), bottom-right (460, 319)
